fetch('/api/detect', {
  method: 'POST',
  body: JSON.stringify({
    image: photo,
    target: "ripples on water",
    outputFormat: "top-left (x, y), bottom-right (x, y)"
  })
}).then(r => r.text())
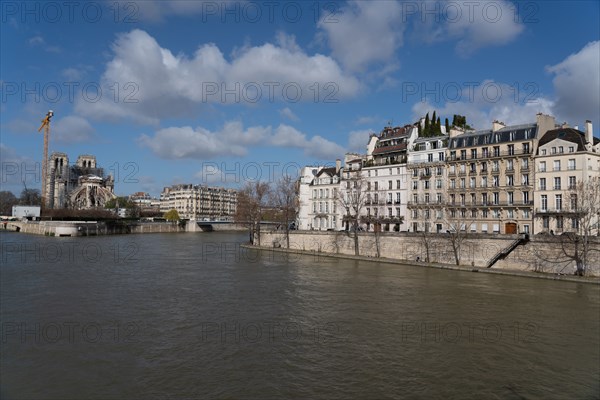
top-left (1, 231), bottom-right (599, 399)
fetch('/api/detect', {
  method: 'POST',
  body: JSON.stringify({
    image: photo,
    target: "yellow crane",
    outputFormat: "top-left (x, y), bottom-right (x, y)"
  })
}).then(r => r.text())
top-left (38, 110), bottom-right (54, 208)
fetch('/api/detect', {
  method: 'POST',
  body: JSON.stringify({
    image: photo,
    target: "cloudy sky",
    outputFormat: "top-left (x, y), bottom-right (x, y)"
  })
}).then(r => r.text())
top-left (1, 0), bottom-right (598, 195)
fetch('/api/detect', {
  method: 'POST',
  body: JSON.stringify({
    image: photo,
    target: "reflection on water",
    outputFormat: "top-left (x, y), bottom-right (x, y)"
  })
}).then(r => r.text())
top-left (1, 231), bottom-right (598, 399)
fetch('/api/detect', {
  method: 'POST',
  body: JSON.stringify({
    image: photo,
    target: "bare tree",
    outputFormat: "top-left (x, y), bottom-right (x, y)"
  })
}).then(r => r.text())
top-left (337, 172), bottom-right (369, 256)
top-left (271, 174), bottom-right (299, 248)
top-left (361, 214), bottom-right (404, 258)
top-left (557, 177), bottom-right (599, 275)
top-left (235, 181), bottom-right (271, 246)
top-left (443, 207), bottom-right (475, 265)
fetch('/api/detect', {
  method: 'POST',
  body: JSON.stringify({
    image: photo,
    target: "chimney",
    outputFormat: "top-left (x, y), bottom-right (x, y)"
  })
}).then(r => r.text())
top-left (536, 113), bottom-right (556, 137)
top-left (585, 120), bottom-right (593, 144)
top-left (492, 120), bottom-right (505, 132)
top-left (335, 159), bottom-right (341, 174)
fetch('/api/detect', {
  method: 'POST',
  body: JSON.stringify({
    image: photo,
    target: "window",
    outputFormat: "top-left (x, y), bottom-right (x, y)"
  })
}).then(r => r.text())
top-left (523, 225), bottom-right (530, 234)
top-left (450, 194), bottom-right (456, 205)
top-left (539, 161), bottom-right (546, 172)
top-left (571, 218), bottom-right (579, 229)
top-left (507, 175), bottom-right (514, 186)
top-left (450, 179), bottom-right (456, 189)
top-left (492, 161), bottom-right (499, 172)
top-left (507, 159), bottom-right (514, 171)
top-left (436, 166), bottom-right (443, 176)
top-left (461, 150), bottom-right (467, 160)
top-left (542, 216), bottom-right (549, 229)
top-left (493, 192), bottom-right (499, 205)
top-left (556, 216), bottom-right (563, 229)
top-left (482, 176), bottom-right (488, 187)
top-left (482, 193), bottom-right (488, 205)
top-left (374, 182), bottom-right (378, 190)
top-left (481, 162), bottom-right (487, 172)
top-left (482, 223), bottom-right (488, 233)
top-left (570, 194), bottom-right (577, 210)
top-left (388, 208), bottom-right (393, 217)
top-left (541, 195), bottom-right (548, 211)
top-left (507, 209), bottom-right (514, 219)
top-left (396, 207), bottom-right (401, 217)
top-left (508, 192), bottom-right (514, 205)
top-left (523, 210), bottom-right (530, 219)
top-left (539, 178), bottom-right (546, 190)
top-left (412, 181), bottom-right (418, 190)
top-left (413, 194), bottom-right (418, 203)
top-left (482, 210), bottom-right (488, 218)
top-left (460, 178), bottom-right (465, 189)
top-left (460, 194), bottom-right (465, 206)
top-left (522, 158), bottom-right (529, 169)
top-left (508, 144), bottom-right (515, 156)
top-left (471, 209), bottom-right (477, 218)
top-left (396, 180), bottom-right (401, 189)
top-left (413, 169), bottom-right (418, 177)
top-left (523, 191), bottom-right (529, 204)
top-left (388, 193), bottom-right (393, 204)
top-left (523, 143), bottom-right (530, 153)
top-left (551, 147), bottom-right (557, 154)
top-left (555, 195), bottom-right (562, 211)
top-left (559, 146), bottom-right (564, 153)
top-left (396, 193), bottom-right (401, 204)
top-left (493, 146), bottom-right (500, 157)
top-left (470, 177), bottom-right (476, 188)
top-left (436, 179), bottom-right (443, 189)
top-left (388, 180), bottom-right (393, 190)
top-left (522, 174), bottom-right (529, 186)
top-left (424, 180), bottom-right (430, 189)
top-left (541, 149), bottom-right (547, 155)
top-left (493, 176), bottom-right (499, 187)
top-left (470, 163), bottom-right (476, 172)
top-left (569, 176), bottom-right (576, 190)
top-left (568, 146), bottom-right (574, 153)
top-left (554, 160), bottom-right (561, 171)
top-left (428, 153), bottom-right (433, 162)
top-left (554, 177), bottom-right (561, 190)
top-left (438, 152), bottom-right (445, 161)
top-left (482, 147), bottom-right (489, 157)
top-left (471, 149), bottom-right (477, 159)
top-left (568, 159), bottom-right (576, 170)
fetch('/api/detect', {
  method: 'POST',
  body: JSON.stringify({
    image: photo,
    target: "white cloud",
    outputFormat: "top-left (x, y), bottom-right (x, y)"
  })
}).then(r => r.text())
top-left (138, 121), bottom-right (345, 161)
top-left (28, 35), bottom-right (61, 53)
top-left (129, 0), bottom-right (239, 22)
top-left (414, 0), bottom-right (524, 57)
top-left (52, 116), bottom-right (95, 143)
top-left (76, 29), bottom-right (360, 125)
top-left (355, 116), bottom-right (376, 125)
top-left (0, 143), bottom-right (39, 192)
top-left (347, 129), bottom-right (373, 153)
top-left (318, 0), bottom-right (404, 72)
top-left (411, 80), bottom-right (554, 130)
top-left (279, 107), bottom-right (299, 121)
top-left (547, 41), bottom-right (600, 128)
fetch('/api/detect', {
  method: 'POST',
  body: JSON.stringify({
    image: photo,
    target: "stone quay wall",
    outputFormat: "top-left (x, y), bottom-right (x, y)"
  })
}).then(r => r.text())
top-left (260, 231), bottom-right (600, 277)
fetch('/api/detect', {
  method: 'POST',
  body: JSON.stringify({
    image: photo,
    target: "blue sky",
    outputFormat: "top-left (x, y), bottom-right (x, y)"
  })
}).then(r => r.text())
top-left (1, 0), bottom-right (599, 196)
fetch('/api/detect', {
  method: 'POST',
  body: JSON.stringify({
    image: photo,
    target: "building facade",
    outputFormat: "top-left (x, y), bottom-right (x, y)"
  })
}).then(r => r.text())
top-left (533, 121), bottom-right (600, 234)
top-left (160, 184), bottom-right (237, 220)
top-left (407, 134), bottom-right (449, 233)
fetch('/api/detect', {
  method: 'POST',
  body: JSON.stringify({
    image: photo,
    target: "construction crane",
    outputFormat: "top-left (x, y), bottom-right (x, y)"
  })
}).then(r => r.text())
top-left (38, 110), bottom-right (54, 208)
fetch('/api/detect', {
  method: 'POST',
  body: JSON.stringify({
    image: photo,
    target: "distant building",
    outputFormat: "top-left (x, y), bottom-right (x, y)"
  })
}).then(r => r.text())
top-left (160, 184), bottom-right (237, 220)
top-left (46, 153), bottom-right (115, 209)
top-left (129, 192), bottom-right (160, 212)
top-left (12, 205), bottom-right (41, 220)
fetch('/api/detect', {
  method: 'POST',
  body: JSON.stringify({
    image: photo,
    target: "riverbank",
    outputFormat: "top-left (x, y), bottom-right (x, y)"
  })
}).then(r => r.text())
top-left (1, 220), bottom-right (245, 236)
top-left (242, 244), bottom-right (600, 285)
top-left (257, 230), bottom-right (600, 278)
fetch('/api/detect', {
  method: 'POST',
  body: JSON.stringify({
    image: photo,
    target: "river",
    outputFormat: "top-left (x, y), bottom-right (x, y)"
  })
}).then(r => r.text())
top-left (1, 231), bottom-right (598, 399)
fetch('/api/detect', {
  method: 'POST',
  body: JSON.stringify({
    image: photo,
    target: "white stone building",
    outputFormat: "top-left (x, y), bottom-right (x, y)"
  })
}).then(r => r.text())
top-left (533, 121), bottom-right (600, 234)
top-left (160, 184), bottom-right (237, 220)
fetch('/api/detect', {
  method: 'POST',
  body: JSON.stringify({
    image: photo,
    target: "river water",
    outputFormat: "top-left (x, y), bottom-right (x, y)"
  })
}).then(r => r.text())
top-left (1, 231), bottom-right (598, 399)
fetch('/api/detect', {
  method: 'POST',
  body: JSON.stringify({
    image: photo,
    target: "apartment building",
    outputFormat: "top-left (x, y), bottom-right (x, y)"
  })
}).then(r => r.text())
top-left (160, 184), bottom-right (237, 220)
top-left (407, 134), bottom-right (449, 233)
top-left (360, 124), bottom-right (418, 232)
top-left (444, 114), bottom-right (556, 235)
top-left (534, 121), bottom-right (600, 233)
top-left (308, 161), bottom-right (343, 230)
